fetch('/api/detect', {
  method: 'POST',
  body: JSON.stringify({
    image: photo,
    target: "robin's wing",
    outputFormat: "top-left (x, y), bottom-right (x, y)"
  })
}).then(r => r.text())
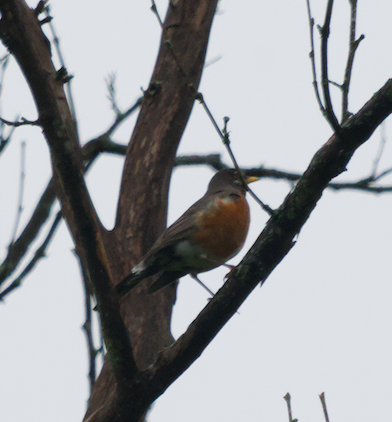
top-left (145, 194), bottom-right (209, 256)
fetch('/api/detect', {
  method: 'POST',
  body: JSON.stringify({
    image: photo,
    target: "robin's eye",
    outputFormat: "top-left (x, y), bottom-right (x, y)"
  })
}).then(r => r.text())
top-left (233, 180), bottom-right (242, 187)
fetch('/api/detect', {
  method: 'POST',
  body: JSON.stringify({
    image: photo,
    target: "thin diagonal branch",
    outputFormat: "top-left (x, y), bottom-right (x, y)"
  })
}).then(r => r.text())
top-left (372, 166), bottom-right (392, 183)
top-left (151, 0), bottom-right (273, 216)
top-left (8, 141), bottom-right (26, 244)
top-left (319, 392), bottom-right (330, 422)
top-left (0, 212), bottom-right (62, 301)
top-left (0, 179), bottom-right (57, 286)
top-left (74, 247), bottom-right (99, 396)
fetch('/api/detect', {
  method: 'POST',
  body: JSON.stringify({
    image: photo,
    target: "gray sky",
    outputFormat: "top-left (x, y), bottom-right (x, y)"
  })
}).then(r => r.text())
top-left (0, 1), bottom-right (391, 421)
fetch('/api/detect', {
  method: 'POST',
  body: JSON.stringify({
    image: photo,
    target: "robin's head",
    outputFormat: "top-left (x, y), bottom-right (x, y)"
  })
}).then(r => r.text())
top-left (207, 169), bottom-right (259, 194)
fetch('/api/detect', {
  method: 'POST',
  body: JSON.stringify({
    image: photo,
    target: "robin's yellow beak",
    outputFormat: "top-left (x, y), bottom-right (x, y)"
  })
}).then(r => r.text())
top-left (244, 175), bottom-right (260, 184)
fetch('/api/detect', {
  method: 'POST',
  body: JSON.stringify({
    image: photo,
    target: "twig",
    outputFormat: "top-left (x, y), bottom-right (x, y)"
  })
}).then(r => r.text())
top-left (44, 5), bottom-right (78, 127)
top-left (320, 0), bottom-right (341, 132)
top-left (0, 123), bottom-right (16, 155)
top-left (370, 122), bottom-right (386, 177)
top-left (319, 392), bottom-right (330, 422)
top-left (150, 1), bottom-right (274, 216)
top-left (105, 73), bottom-right (121, 116)
top-left (150, 0), bottom-right (163, 27)
top-left (73, 248), bottom-right (98, 395)
top-left (372, 166), bottom-right (392, 183)
top-left (103, 96), bottom-right (142, 139)
top-left (328, 180), bottom-right (392, 193)
top-left (0, 179), bottom-right (57, 287)
top-left (0, 212), bottom-right (62, 300)
top-left (174, 154), bottom-right (225, 170)
top-left (306, 0), bottom-right (326, 115)
top-left (342, 0), bottom-right (364, 123)
top-left (0, 116), bottom-right (40, 127)
top-left (9, 141), bottom-right (26, 245)
top-left (0, 55), bottom-right (17, 153)
top-left (197, 97), bottom-right (274, 215)
top-left (0, 54), bottom-right (12, 154)
top-left (283, 393), bottom-right (293, 422)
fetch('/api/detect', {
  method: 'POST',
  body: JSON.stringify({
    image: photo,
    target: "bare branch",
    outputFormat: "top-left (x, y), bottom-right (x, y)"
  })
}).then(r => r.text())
top-left (319, 392), bottom-right (330, 422)
top-left (320, 0), bottom-right (341, 132)
top-left (0, 179), bottom-right (57, 287)
top-left (174, 154), bottom-right (225, 170)
top-left (372, 167), bottom-right (392, 183)
top-left (0, 116), bottom-right (40, 127)
top-left (150, 0), bottom-right (163, 28)
top-left (106, 73), bottom-right (121, 116)
top-left (74, 248), bottom-right (99, 395)
top-left (306, 0), bottom-right (326, 114)
top-left (103, 96), bottom-right (142, 139)
top-left (8, 141), bottom-right (26, 244)
top-left (284, 393), bottom-right (294, 422)
top-left (43, 4), bottom-right (78, 127)
top-left (342, 0), bottom-right (365, 122)
top-left (0, 53), bottom-right (13, 155)
top-left (0, 212), bottom-right (62, 301)
top-left (151, 1), bottom-right (273, 216)
top-left (370, 122), bottom-right (386, 177)
top-left (0, 122), bottom-right (16, 155)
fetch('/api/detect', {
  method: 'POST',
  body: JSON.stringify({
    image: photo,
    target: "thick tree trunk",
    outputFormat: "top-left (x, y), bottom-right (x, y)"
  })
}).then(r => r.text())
top-left (84, 2), bottom-right (219, 421)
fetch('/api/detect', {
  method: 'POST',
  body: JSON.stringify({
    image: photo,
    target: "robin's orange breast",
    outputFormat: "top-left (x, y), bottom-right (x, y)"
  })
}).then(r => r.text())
top-left (193, 194), bottom-right (250, 260)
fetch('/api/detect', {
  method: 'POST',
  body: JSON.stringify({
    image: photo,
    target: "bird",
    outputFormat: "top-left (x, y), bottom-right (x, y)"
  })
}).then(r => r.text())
top-left (116, 168), bottom-right (259, 297)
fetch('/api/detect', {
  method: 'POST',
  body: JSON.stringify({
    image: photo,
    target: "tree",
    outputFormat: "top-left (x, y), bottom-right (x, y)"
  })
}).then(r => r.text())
top-left (0, 1), bottom-right (391, 421)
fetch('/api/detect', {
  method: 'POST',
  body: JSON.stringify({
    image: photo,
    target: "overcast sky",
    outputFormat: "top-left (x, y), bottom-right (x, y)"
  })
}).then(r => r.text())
top-left (1, 1), bottom-right (392, 421)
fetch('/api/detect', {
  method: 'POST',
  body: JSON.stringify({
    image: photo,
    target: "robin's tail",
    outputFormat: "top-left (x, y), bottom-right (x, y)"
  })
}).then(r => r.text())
top-left (116, 271), bottom-right (148, 298)
top-left (147, 270), bottom-right (186, 294)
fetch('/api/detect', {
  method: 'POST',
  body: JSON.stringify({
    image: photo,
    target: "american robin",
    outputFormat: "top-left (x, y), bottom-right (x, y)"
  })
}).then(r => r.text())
top-left (116, 168), bottom-right (259, 297)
